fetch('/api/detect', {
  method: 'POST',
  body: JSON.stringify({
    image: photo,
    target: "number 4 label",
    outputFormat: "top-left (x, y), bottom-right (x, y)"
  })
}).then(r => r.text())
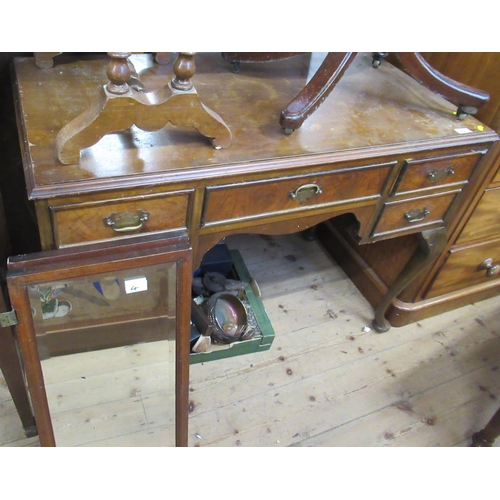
top-left (124, 277), bottom-right (148, 294)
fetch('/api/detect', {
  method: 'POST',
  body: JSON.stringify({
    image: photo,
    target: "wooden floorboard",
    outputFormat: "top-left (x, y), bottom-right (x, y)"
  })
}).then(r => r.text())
top-left (1, 232), bottom-right (499, 447)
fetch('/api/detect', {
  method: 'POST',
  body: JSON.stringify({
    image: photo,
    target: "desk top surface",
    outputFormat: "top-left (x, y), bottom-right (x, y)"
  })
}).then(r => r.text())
top-left (13, 53), bottom-right (497, 199)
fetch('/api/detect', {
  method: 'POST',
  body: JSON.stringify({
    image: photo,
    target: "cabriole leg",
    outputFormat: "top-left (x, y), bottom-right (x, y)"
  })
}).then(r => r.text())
top-left (372, 227), bottom-right (447, 333)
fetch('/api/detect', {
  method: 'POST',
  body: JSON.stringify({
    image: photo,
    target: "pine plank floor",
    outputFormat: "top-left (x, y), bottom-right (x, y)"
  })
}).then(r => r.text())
top-left (1, 232), bottom-right (499, 447)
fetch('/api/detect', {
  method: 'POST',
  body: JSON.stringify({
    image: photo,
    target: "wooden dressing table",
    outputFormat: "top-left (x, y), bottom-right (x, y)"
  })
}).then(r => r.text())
top-left (4, 52), bottom-right (498, 446)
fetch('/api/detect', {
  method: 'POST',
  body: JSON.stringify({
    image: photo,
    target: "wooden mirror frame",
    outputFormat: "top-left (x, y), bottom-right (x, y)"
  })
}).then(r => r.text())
top-left (6, 232), bottom-right (192, 446)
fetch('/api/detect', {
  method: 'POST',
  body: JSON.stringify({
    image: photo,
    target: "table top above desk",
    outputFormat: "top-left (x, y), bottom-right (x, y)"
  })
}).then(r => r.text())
top-left (12, 53), bottom-right (497, 200)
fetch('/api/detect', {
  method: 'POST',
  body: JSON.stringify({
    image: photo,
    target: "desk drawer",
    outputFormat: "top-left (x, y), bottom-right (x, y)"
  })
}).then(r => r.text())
top-left (373, 191), bottom-right (457, 237)
top-left (427, 238), bottom-right (500, 297)
top-left (391, 150), bottom-right (483, 195)
top-left (203, 162), bottom-right (394, 226)
top-left (51, 191), bottom-right (191, 247)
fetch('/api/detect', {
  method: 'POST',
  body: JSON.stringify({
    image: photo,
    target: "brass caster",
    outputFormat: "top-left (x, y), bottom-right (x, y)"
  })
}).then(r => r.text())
top-left (455, 104), bottom-right (478, 120)
top-left (210, 138), bottom-right (223, 150)
top-left (372, 52), bottom-right (388, 68)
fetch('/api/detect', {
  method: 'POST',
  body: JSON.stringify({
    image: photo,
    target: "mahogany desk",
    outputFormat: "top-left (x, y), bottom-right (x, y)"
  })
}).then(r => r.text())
top-left (4, 53), bottom-right (499, 445)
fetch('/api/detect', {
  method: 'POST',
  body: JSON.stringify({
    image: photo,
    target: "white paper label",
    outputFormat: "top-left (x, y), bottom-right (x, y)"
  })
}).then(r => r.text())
top-left (454, 127), bottom-right (473, 134)
top-left (124, 277), bottom-right (148, 294)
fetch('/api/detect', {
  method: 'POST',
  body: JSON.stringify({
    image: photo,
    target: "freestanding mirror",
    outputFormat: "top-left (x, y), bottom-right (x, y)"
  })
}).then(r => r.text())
top-left (7, 233), bottom-right (191, 446)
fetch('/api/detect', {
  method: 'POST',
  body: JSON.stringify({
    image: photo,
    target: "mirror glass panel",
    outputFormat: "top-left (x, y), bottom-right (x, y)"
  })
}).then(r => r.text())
top-left (27, 261), bottom-right (177, 446)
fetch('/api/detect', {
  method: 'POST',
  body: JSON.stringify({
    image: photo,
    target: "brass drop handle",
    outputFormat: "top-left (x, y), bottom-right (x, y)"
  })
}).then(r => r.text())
top-left (404, 207), bottom-right (430, 223)
top-left (427, 167), bottom-right (455, 183)
top-left (103, 209), bottom-right (150, 232)
top-left (478, 258), bottom-right (500, 278)
top-left (289, 183), bottom-right (323, 204)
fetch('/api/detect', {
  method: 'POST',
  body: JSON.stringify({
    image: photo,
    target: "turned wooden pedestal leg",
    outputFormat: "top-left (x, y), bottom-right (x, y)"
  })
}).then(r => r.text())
top-left (223, 51), bottom-right (489, 132)
top-left (372, 227), bottom-right (448, 333)
top-left (471, 406), bottom-right (500, 446)
top-left (393, 53), bottom-right (489, 119)
top-left (56, 52), bottom-right (232, 164)
top-left (221, 52), bottom-right (356, 134)
top-left (279, 52), bottom-right (357, 134)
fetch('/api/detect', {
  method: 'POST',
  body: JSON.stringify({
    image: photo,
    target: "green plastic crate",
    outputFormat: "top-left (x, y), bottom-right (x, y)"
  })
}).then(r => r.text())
top-left (189, 249), bottom-right (275, 364)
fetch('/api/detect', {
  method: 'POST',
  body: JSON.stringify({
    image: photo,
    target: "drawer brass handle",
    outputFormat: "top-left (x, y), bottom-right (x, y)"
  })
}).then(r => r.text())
top-left (404, 207), bottom-right (430, 223)
top-left (103, 209), bottom-right (150, 232)
top-left (289, 183), bottom-right (323, 204)
top-left (478, 258), bottom-right (500, 278)
top-left (427, 167), bottom-right (455, 183)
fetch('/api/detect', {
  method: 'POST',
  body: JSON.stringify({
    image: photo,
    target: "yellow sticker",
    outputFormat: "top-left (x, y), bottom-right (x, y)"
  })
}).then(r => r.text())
top-left (477, 125), bottom-right (485, 131)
